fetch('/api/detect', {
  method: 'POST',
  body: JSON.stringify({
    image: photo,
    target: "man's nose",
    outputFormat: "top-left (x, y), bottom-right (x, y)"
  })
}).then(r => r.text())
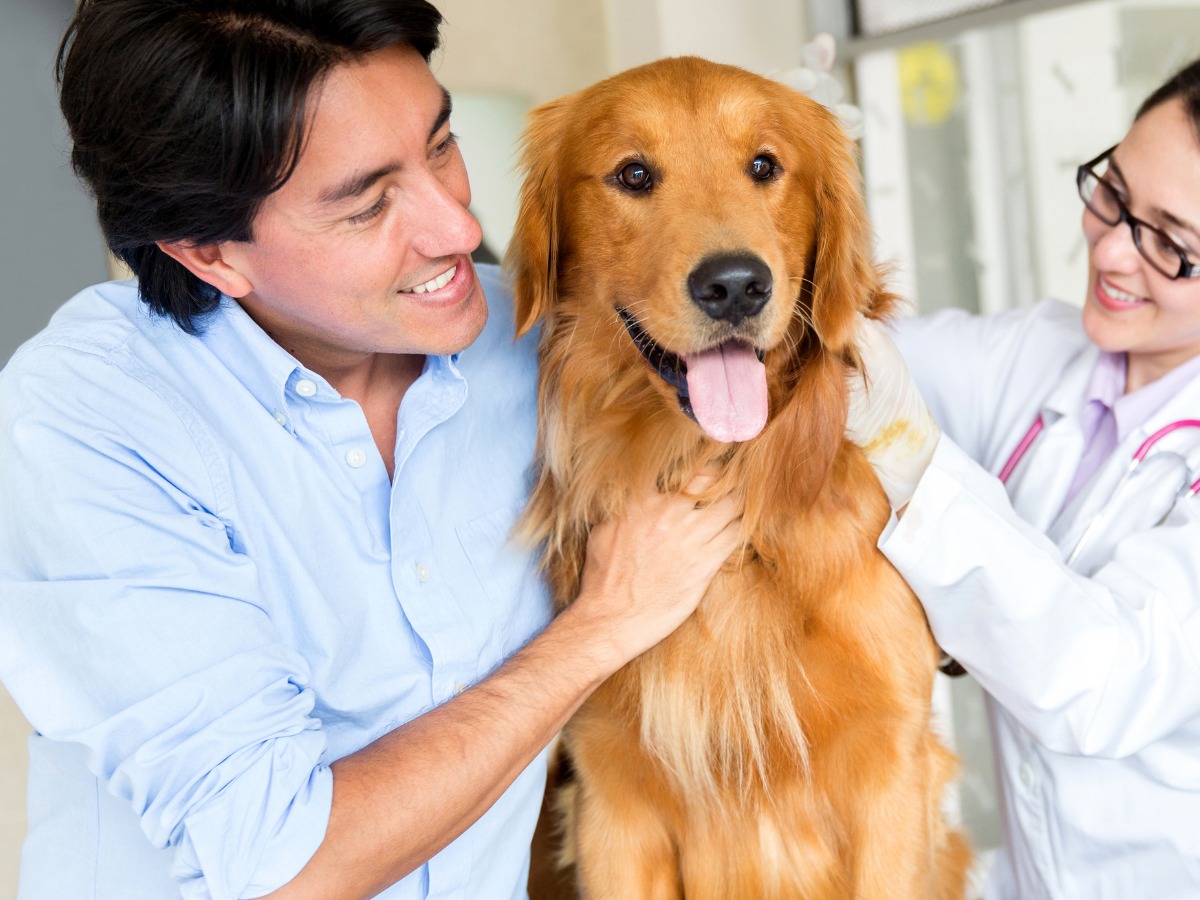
top-left (411, 171), bottom-right (483, 259)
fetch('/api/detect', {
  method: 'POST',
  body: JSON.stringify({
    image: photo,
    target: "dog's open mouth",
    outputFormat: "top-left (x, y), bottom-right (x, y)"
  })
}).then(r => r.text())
top-left (617, 307), bottom-right (768, 443)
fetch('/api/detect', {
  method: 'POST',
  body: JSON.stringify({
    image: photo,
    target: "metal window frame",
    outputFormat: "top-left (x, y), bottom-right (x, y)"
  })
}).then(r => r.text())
top-left (810, 0), bottom-right (1087, 57)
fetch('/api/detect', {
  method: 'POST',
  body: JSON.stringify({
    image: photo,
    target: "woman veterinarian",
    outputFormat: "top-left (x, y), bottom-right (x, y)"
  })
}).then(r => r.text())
top-left (849, 57), bottom-right (1200, 900)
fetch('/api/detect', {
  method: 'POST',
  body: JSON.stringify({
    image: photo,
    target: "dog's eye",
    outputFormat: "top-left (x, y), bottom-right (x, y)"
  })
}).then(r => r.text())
top-left (749, 154), bottom-right (779, 182)
top-left (616, 161), bottom-right (653, 193)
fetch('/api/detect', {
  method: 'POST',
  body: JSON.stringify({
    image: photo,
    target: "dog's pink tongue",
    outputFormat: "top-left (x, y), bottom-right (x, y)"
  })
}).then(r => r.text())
top-left (684, 342), bottom-right (768, 443)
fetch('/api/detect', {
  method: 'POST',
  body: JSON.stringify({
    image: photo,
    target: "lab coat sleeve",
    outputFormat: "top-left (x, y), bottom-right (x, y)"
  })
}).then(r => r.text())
top-left (886, 301), bottom-right (1085, 462)
top-left (887, 306), bottom-right (990, 458)
top-left (0, 347), bottom-right (332, 899)
top-left (881, 433), bottom-right (1200, 785)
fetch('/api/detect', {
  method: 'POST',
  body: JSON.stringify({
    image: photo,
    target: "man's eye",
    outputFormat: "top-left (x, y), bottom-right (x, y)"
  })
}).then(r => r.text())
top-left (348, 195), bottom-right (389, 226)
top-left (432, 132), bottom-right (459, 158)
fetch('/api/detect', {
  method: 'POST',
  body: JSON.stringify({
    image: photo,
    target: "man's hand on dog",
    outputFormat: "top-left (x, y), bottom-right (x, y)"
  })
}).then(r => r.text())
top-left (564, 470), bottom-right (743, 674)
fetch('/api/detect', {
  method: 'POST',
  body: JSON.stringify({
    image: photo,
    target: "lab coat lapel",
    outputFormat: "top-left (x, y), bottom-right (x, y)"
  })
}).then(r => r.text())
top-left (1048, 354), bottom-right (1200, 563)
top-left (1004, 347), bottom-right (1096, 534)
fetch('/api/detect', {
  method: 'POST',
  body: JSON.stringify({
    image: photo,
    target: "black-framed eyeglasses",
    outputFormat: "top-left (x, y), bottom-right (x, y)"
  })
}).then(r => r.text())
top-left (1076, 146), bottom-right (1200, 280)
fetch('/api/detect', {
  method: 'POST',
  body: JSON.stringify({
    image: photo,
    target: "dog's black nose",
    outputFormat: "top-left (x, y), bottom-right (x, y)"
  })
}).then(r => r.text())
top-left (687, 253), bottom-right (772, 325)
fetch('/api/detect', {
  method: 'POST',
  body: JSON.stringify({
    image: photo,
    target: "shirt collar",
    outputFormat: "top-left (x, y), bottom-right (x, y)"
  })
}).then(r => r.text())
top-left (198, 298), bottom-right (307, 415)
top-left (199, 297), bottom-right (466, 415)
top-left (1082, 351), bottom-right (1125, 408)
top-left (1081, 349), bottom-right (1200, 443)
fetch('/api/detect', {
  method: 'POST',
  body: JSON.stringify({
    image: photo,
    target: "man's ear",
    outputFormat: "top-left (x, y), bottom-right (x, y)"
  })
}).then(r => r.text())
top-left (156, 240), bottom-right (254, 299)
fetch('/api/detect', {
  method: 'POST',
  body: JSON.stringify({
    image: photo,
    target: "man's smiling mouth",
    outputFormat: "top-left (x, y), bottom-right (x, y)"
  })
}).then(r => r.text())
top-left (402, 264), bottom-right (457, 294)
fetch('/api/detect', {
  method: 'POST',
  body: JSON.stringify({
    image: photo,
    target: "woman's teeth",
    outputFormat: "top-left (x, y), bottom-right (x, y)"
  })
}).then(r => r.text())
top-left (404, 265), bottom-right (457, 294)
top-left (1104, 280), bottom-right (1143, 303)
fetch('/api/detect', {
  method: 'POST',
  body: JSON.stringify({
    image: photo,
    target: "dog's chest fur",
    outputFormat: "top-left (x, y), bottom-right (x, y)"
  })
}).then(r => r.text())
top-left (546, 448), bottom-right (923, 802)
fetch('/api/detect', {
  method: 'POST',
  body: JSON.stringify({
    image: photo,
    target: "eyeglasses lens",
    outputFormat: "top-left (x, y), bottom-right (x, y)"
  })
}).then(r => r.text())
top-left (1080, 173), bottom-right (1120, 225)
top-left (1079, 169), bottom-right (1184, 278)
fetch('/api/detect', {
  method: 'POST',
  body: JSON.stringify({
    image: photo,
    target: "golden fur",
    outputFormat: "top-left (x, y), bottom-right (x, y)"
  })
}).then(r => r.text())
top-left (510, 57), bottom-right (970, 899)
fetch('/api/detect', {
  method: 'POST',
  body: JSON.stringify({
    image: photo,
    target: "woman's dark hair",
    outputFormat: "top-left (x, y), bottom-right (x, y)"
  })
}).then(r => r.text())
top-left (57, 0), bottom-right (443, 332)
top-left (1137, 55), bottom-right (1200, 142)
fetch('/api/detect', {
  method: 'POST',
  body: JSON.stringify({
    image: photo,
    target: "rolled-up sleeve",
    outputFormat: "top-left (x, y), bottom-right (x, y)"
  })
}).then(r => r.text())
top-left (0, 346), bottom-right (332, 898)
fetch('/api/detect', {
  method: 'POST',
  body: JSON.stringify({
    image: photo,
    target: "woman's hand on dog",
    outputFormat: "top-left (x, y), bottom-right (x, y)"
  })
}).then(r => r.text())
top-left (564, 470), bottom-right (743, 675)
top-left (846, 315), bottom-right (941, 512)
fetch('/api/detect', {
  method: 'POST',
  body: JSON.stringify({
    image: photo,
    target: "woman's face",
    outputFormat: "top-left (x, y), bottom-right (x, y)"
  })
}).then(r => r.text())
top-left (1081, 97), bottom-right (1200, 391)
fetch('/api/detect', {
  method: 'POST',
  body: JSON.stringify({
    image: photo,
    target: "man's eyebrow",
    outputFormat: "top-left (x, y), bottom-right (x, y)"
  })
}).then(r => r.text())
top-left (1109, 158), bottom-right (1200, 239)
top-left (317, 163), bottom-right (402, 205)
top-left (315, 87), bottom-right (454, 206)
top-left (429, 86), bottom-right (453, 143)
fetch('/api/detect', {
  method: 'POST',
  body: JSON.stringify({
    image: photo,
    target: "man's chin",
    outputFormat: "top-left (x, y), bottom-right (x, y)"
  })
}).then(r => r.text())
top-left (417, 292), bottom-right (489, 357)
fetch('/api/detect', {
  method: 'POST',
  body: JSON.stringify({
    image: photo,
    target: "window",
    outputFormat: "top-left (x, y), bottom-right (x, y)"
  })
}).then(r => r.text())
top-left (843, 0), bottom-right (1200, 315)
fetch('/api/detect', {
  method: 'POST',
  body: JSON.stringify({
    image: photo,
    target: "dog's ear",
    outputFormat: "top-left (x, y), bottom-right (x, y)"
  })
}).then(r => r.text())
top-left (803, 105), bottom-right (895, 348)
top-left (507, 94), bottom-right (576, 338)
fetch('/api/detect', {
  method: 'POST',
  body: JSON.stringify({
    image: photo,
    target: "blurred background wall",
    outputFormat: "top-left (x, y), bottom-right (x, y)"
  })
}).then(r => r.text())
top-left (0, 0), bottom-right (109, 365)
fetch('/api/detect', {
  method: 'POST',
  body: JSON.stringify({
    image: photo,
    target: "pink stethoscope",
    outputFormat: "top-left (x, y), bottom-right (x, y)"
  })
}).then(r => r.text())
top-left (997, 415), bottom-right (1200, 566)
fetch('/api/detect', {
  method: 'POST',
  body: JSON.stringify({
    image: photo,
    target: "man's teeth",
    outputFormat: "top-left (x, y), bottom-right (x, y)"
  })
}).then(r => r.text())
top-left (405, 265), bottom-right (456, 294)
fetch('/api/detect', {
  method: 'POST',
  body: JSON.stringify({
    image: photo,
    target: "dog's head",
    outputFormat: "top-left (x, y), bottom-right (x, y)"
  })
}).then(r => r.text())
top-left (509, 56), bottom-right (890, 448)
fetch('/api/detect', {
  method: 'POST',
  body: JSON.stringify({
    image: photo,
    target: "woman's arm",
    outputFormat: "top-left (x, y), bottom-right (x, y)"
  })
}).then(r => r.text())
top-left (882, 434), bottom-right (1200, 784)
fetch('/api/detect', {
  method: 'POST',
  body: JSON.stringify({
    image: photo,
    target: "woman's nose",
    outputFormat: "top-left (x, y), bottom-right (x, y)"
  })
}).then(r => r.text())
top-left (1087, 210), bottom-right (1142, 274)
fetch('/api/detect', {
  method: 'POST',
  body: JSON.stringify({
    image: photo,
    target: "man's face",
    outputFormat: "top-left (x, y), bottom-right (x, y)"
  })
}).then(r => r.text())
top-left (219, 45), bottom-right (486, 373)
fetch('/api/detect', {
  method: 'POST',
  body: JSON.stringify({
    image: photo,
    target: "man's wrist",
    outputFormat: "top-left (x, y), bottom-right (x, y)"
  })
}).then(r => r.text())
top-left (536, 597), bottom-right (627, 687)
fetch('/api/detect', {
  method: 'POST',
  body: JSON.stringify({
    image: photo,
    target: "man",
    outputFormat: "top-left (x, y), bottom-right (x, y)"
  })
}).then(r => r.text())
top-left (0, 2), bottom-right (741, 897)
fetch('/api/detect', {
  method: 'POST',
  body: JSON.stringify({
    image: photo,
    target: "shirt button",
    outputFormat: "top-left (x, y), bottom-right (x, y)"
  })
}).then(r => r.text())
top-left (415, 562), bottom-right (430, 583)
top-left (454, 682), bottom-right (468, 695)
top-left (295, 379), bottom-right (317, 397)
top-left (345, 447), bottom-right (367, 468)
top-left (273, 411), bottom-right (288, 427)
top-left (1019, 761), bottom-right (1036, 789)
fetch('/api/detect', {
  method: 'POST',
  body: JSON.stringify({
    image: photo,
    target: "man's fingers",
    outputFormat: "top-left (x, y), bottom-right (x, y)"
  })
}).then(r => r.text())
top-left (690, 493), bottom-right (742, 541)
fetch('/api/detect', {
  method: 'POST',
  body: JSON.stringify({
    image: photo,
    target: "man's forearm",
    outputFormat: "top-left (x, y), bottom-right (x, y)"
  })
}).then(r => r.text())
top-left (259, 473), bottom-right (741, 899)
top-left (259, 603), bottom-right (616, 900)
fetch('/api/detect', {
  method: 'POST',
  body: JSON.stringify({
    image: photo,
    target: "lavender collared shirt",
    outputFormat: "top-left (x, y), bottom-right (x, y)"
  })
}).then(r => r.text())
top-left (1064, 350), bottom-right (1200, 508)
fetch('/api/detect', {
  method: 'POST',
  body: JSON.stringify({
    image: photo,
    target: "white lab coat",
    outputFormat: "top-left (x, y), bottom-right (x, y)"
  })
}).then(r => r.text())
top-left (880, 300), bottom-right (1200, 900)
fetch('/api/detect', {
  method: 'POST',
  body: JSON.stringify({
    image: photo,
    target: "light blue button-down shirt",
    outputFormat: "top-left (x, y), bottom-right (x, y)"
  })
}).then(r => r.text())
top-left (0, 264), bottom-right (552, 899)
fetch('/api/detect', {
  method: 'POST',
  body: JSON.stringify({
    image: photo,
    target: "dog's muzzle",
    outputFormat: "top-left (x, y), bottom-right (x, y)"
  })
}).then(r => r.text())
top-left (616, 307), bottom-right (696, 421)
top-left (616, 307), bottom-right (767, 426)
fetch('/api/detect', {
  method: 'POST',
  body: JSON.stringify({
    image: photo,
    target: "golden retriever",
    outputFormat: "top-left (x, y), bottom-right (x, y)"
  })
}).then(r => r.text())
top-left (509, 56), bottom-right (970, 900)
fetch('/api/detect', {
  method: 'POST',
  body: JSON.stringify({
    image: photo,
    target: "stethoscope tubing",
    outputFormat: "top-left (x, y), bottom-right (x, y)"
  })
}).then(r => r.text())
top-left (1134, 420), bottom-right (1200, 497)
top-left (997, 415), bottom-right (1046, 484)
top-left (998, 414), bottom-right (1200, 566)
top-left (999, 416), bottom-right (1200, 495)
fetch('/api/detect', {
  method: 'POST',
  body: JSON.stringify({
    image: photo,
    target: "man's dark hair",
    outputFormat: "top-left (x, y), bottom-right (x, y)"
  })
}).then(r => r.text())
top-left (1137, 55), bottom-right (1200, 144)
top-left (57, 0), bottom-right (444, 332)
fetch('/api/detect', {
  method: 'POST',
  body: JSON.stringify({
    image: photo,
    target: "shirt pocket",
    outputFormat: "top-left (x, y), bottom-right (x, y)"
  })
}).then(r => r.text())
top-left (455, 502), bottom-right (552, 665)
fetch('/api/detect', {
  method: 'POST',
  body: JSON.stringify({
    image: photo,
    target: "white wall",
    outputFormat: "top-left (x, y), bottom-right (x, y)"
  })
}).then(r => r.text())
top-left (432, 0), bottom-right (811, 260)
top-left (606, 0), bottom-right (807, 73)
top-left (434, 0), bottom-right (613, 104)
